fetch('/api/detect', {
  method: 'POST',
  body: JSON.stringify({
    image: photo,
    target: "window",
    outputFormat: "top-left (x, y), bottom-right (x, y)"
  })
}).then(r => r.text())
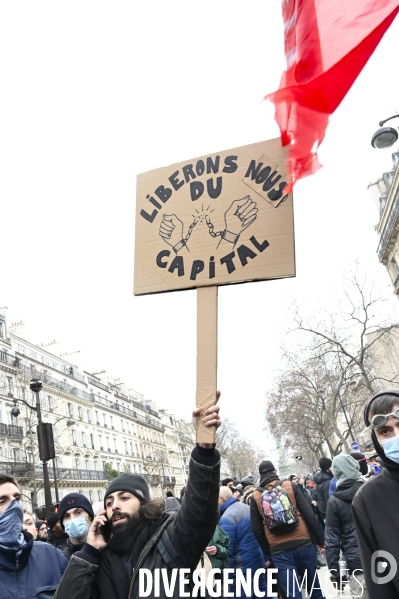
top-left (95, 411), bottom-right (99, 425)
top-left (103, 413), bottom-right (107, 427)
top-left (87, 410), bottom-right (91, 423)
top-left (6, 377), bottom-right (13, 396)
top-left (124, 441), bottom-right (127, 453)
top-left (85, 459), bottom-right (89, 470)
top-left (89, 490), bottom-right (94, 502)
top-left (70, 430), bottom-right (76, 445)
top-left (98, 490), bottom-right (102, 501)
top-left (130, 442), bottom-right (133, 454)
top-left (48, 395), bottom-right (53, 411)
top-left (68, 403), bottom-right (73, 418)
top-left (106, 437), bottom-right (110, 451)
top-left (117, 462), bottom-right (121, 470)
top-left (21, 387), bottom-right (26, 400)
top-left (75, 458), bottom-right (80, 469)
top-left (94, 460), bottom-right (98, 470)
top-left (78, 406), bottom-right (83, 420)
top-left (121, 419), bottom-right (125, 432)
top-left (110, 415), bottom-right (114, 429)
top-left (82, 432), bottom-right (86, 447)
top-left (113, 438), bottom-right (118, 452)
top-left (98, 434), bottom-right (103, 449)
top-left (90, 434), bottom-right (95, 449)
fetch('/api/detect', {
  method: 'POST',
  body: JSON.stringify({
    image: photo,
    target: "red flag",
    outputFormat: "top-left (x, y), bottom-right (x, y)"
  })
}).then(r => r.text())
top-left (267, 0), bottom-right (399, 191)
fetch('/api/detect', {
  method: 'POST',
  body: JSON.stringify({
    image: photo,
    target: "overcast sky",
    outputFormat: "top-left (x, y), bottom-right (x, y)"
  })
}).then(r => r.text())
top-left (1, 2), bottom-right (399, 466)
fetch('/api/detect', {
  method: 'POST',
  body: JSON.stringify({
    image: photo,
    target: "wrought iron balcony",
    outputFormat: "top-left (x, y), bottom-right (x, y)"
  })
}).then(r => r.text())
top-left (0, 351), bottom-right (20, 368)
top-left (0, 423), bottom-right (23, 439)
top-left (0, 461), bottom-right (33, 477)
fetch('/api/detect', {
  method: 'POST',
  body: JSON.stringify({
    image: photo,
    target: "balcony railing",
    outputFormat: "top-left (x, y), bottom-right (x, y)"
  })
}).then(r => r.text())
top-left (18, 363), bottom-right (92, 402)
top-left (0, 423), bottom-right (23, 439)
top-left (88, 377), bottom-right (109, 393)
top-left (0, 461), bottom-right (33, 477)
top-left (92, 395), bottom-right (165, 431)
top-left (16, 345), bottom-right (85, 383)
top-left (35, 467), bottom-right (108, 481)
top-left (0, 351), bottom-right (20, 368)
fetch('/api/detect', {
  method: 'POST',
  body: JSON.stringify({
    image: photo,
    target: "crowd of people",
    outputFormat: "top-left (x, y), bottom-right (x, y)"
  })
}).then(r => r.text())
top-left (1, 390), bottom-right (399, 599)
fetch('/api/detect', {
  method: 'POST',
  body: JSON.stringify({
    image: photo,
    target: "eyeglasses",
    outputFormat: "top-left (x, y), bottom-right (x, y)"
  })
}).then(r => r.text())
top-left (370, 408), bottom-right (399, 429)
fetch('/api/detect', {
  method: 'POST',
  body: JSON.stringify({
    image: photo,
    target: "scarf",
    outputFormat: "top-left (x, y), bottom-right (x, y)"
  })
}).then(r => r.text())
top-left (0, 500), bottom-right (26, 553)
top-left (95, 513), bottom-right (170, 599)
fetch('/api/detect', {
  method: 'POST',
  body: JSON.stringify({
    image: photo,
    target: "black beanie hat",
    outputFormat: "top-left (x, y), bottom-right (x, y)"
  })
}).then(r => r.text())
top-left (59, 493), bottom-right (95, 527)
top-left (350, 452), bottom-right (368, 476)
top-left (319, 457), bottom-right (332, 472)
top-left (47, 513), bottom-right (60, 530)
top-left (258, 460), bottom-right (275, 474)
top-left (35, 520), bottom-right (45, 530)
top-left (104, 473), bottom-right (150, 506)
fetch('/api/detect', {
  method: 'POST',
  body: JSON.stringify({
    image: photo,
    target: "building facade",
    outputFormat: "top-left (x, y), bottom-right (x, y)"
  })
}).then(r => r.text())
top-left (369, 150), bottom-right (399, 294)
top-left (0, 310), bottom-right (193, 512)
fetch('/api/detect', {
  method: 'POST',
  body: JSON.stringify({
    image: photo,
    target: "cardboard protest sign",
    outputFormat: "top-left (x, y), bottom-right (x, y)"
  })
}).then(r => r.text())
top-left (134, 139), bottom-right (295, 295)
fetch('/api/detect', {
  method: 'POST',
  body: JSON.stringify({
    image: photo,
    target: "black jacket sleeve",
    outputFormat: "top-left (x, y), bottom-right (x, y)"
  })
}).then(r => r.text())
top-left (250, 495), bottom-right (270, 555)
top-left (292, 483), bottom-right (324, 545)
top-left (325, 499), bottom-right (341, 577)
top-left (352, 493), bottom-right (398, 599)
top-left (167, 448), bottom-right (221, 570)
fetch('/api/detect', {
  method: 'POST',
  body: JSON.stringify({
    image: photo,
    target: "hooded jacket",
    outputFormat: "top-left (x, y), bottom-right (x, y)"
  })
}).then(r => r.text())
top-left (313, 470), bottom-right (333, 515)
top-left (53, 446), bottom-right (220, 599)
top-left (325, 454), bottom-right (365, 577)
top-left (352, 396), bottom-right (399, 599)
top-left (0, 532), bottom-right (67, 599)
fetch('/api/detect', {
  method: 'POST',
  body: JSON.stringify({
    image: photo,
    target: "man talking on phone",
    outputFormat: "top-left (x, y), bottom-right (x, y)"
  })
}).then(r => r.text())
top-left (54, 401), bottom-right (221, 599)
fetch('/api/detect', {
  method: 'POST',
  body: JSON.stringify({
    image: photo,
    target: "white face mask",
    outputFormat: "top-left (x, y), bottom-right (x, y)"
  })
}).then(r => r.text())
top-left (380, 435), bottom-right (399, 464)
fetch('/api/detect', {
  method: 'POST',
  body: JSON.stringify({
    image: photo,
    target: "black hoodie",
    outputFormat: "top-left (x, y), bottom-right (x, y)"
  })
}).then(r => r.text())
top-left (325, 479), bottom-right (363, 576)
top-left (352, 420), bottom-right (399, 598)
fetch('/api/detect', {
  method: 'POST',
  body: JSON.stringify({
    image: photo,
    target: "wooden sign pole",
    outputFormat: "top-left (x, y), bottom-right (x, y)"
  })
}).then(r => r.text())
top-left (196, 285), bottom-right (218, 444)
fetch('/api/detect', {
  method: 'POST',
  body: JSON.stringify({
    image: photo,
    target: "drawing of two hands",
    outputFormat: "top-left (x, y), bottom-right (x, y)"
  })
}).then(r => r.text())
top-left (159, 196), bottom-right (258, 251)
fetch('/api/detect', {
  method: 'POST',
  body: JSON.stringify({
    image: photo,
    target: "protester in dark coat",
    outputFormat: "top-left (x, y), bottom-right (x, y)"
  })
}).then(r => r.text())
top-left (325, 455), bottom-right (367, 597)
top-left (59, 492), bottom-right (94, 560)
top-left (313, 458), bottom-right (333, 519)
top-left (47, 513), bottom-right (69, 552)
top-left (53, 403), bottom-right (221, 599)
top-left (353, 391), bottom-right (399, 598)
top-left (0, 474), bottom-right (67, 599)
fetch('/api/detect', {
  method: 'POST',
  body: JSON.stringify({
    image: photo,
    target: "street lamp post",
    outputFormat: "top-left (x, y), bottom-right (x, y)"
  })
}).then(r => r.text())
top-left (11, 379), bottom-right (55, 518)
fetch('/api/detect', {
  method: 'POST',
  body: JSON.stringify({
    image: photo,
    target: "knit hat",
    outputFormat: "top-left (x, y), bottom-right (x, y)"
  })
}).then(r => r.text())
top-left (47, 513), bottom-right (60, 530)
top-left (350, 452), bottom-right (368, 476)
top-left (332, 454), bottom-right (364, 488)
top-left (104, 473), bottom-right (150, 506)
top-left (258, 460), bottom-right (275, 474)
top-left (319, 457), bottom-right (332, 472)
top-left (35, 520), bottom-right (45, 530)
top-left (240, 475), bottom-right (254, 489)
top-left (59, 493), bottom-right (94, 527)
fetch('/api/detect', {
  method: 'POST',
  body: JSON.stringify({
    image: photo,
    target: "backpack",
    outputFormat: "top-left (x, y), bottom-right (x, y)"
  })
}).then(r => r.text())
top-left (257, 481), bottom-right (299, 534)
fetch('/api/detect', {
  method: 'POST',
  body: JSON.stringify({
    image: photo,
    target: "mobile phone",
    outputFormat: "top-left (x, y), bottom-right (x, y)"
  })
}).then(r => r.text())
top-left (99, 519), bottom-right (112, 543)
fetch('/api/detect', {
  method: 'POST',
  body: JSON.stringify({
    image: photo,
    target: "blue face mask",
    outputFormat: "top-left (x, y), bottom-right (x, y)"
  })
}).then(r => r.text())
top-left (64, 516), bottom-right (89, 539)
top-left (380, 435), bottom-right (399, 464)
